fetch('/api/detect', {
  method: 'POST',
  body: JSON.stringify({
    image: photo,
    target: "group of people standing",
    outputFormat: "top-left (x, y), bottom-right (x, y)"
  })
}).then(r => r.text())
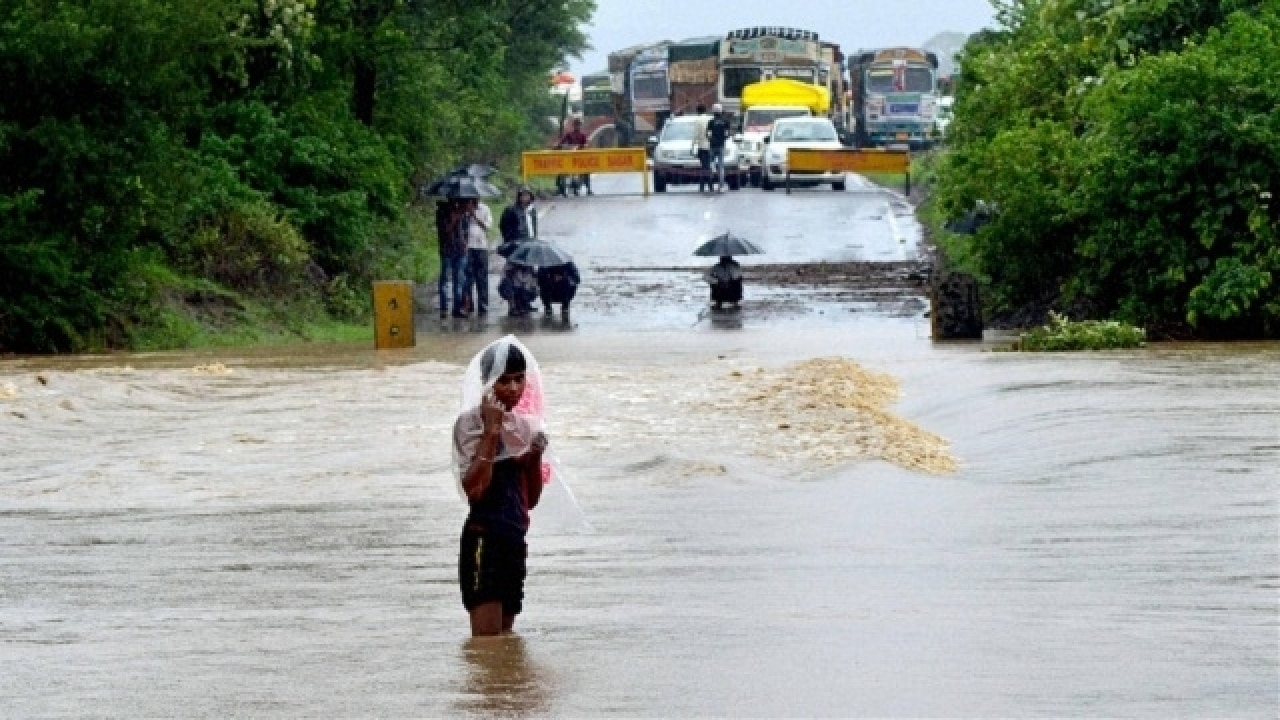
top-left (437, 186), bottom-right (579, 319)
top-left (436, 197), bottom-right (493, 318)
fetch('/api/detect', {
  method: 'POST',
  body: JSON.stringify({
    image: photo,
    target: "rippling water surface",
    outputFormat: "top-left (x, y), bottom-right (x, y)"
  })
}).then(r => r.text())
top-left (2, 327), bottom-right (1276, 717)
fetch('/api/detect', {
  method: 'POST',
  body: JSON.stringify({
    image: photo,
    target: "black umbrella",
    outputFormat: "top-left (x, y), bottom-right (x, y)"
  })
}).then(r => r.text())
top-left (505, 241), bottom-right (575, 267)
top-left (495, 241), bottom-right (522, 258)
top-left (693, 231), bottom-right (765, 257)
top-left (425, 175), bottom-right (503, 199)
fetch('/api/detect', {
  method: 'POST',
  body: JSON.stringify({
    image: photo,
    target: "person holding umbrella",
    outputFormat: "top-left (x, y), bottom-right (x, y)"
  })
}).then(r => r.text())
top-left (439, 201), bottom-right (470, 318)
top-left (704, 256), bottom-right (743, 309)
top-left (693, 231), bottom-right (763, 309)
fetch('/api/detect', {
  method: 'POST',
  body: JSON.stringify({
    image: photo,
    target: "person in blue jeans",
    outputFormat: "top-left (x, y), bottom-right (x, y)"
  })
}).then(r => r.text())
top-left (438, 200), bottom-right (470, 318)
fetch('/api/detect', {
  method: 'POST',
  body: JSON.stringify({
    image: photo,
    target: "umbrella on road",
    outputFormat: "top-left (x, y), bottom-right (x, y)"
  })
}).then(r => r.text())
top-left (505, 240), bottom-right (575, 268)
top-left (693, 231), bottom-right (765, 257)
top-left (424, 174), bottom-right (503, 199)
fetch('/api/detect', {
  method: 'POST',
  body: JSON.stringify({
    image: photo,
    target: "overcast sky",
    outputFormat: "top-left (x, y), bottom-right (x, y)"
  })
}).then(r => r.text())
top-left (569, 0), bottom-right (998, 75)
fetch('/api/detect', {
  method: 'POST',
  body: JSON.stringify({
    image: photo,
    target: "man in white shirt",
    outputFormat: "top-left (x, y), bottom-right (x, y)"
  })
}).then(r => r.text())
top-left (692, 105), bottom-right (712, 193)
top-left (462, 198), bottom-right (494, 315)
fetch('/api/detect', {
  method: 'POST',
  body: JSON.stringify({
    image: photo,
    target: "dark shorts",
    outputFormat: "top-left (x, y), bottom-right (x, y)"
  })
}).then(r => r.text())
top-left (459, 527), bottom-right (527, 616)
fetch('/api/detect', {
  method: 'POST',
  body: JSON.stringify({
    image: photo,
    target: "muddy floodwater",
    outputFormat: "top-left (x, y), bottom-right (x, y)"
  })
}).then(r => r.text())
top-left (2, 325), bottom-right (1276, 718)
top-left (3, 177), bottom-right (1278, 716)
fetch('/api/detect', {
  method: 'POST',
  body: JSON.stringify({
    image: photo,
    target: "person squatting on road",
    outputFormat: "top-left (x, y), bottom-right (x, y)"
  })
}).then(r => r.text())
top-left (461, 198), bottom-right (494, 315)
top-left (438, 200), bottom-right (470, 318)
top-left (707, 103), bottom-right (731, 193)
top-left (500, 264), bottom-right (539, 317)
top-left (537, 261), bottom-right (580, 318)
top-left (453, 337), bottom-right (549, 637)
top-left (704, 255), bottom-right (743, 309)
top-left (692, 104), bottom-right (712, 193)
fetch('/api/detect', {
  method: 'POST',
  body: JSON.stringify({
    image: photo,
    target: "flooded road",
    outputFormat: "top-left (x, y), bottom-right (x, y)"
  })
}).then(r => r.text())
top-left (2, 176), bottom-right (1278, 717)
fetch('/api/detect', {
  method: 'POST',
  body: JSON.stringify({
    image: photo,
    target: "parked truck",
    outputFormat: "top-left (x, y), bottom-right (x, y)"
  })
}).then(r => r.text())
top-left (849, 47), bottom-right (941, 149)
top-left (607, 41), bottom-right (668, 147)
top-left (667, 36), bottom-right (720, 117)
top-left (628, 44), bottom-right (672, 140)
top-left (819, 41), bottom-right (851, 133)
top-left (716, 27), bottom-right (824, 120)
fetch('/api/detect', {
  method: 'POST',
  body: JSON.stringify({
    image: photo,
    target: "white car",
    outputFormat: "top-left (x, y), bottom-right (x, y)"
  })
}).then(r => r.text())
top-left (760, 117), bottom-right (846, 191)
top-left (737, 105), bottom-right (813, 186)
top-left (649, 115), bottom-right (747, 192)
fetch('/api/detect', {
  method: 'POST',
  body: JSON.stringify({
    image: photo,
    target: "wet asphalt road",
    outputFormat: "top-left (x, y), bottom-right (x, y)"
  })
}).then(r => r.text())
top-left (421, 172), bottom-right (929, 332)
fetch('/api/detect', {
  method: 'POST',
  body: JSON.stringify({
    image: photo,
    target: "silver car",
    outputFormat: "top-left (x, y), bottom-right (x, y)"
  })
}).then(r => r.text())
top-left (649, 116), bottom-right (747, 192)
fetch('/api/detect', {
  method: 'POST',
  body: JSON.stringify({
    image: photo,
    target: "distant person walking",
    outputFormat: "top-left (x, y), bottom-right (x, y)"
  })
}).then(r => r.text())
top-left (707, 103), bottom-right (731, 193)
top-left (462, 198), bottom-right (494, 315)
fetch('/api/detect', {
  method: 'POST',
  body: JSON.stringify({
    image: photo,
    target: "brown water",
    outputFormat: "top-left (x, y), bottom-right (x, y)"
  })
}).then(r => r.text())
top-left (2, 325), bottom-right (1277, 717)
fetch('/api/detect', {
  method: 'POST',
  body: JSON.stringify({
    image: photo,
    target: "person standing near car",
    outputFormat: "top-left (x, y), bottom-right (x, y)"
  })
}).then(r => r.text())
top-left (692, 105), bottom-right (712, 193)
top-left (707, 104), bottom-right (732, 193)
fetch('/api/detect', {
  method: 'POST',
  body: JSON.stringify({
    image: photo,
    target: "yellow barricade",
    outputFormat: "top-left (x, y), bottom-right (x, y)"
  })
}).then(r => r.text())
top-left (787, 148), bottom-right (911, 175)
top-left (372, 281), bottom-right (415, 350)
top-left (520, 148), bottom-right (650, 196)
top-left (786, 148), bottom-right (912, 196)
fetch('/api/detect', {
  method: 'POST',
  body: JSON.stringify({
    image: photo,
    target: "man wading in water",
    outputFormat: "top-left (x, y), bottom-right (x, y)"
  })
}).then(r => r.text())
top-left (453, 337), bottom-right (549, 636)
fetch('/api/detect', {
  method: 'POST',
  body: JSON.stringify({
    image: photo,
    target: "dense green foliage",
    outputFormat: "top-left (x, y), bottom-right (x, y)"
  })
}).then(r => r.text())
top-left (936, 0), bottom-right (1279, 338)
top-left (1013, 311), bottom-right (1146, 351)
top-left (0, 0), bottom-right (592, 351)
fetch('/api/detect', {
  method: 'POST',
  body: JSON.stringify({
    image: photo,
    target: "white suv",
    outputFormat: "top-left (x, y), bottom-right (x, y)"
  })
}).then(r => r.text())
top-left (650, 116), bottom-right (747, 192)
top-left (761, 117), bottom-right (846, 191)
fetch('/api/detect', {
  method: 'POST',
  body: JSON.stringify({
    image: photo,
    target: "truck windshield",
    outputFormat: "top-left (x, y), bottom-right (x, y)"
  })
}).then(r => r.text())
top-left (866, 64), bottom-right (935, 94)
top-left (743, 108), bottom-right (810, 132)
top-left (772, 122), bottom-right (837, 142)
top-left (632, 71), bottom-right (669, 101)
top-left (722, 67), bottom-right (763, 99)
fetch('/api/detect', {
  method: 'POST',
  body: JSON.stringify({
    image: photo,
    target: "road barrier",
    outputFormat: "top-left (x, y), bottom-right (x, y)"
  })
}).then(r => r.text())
top-left (786, 148), bottom-right (912, 195)
top-left (372, 281), bottom-right (415, 349)
top-left (520, 148), bottom-right (651, 196)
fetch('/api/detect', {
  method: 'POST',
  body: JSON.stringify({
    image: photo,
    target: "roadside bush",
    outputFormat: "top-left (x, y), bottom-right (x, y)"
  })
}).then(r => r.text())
top-left (937, 1), bottom-right (1278, 338)
top-left (1016, 312), bottom-right (1147, 352)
